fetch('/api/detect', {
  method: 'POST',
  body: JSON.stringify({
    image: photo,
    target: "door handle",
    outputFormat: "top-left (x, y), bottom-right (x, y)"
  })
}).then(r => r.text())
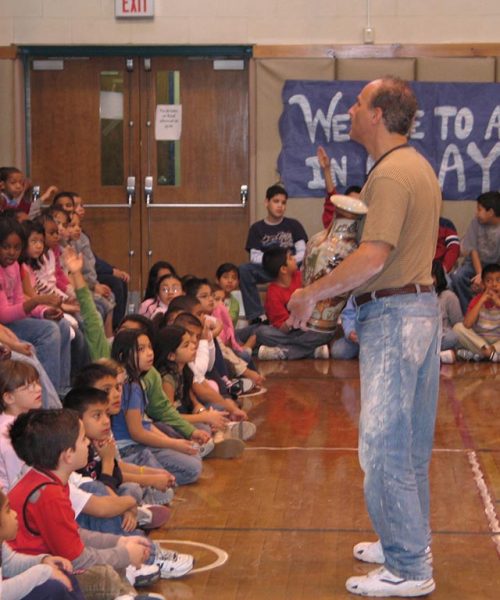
top-left (126, 176), bottom-right (136, 207)
top-left (240, 184), bottom-right (248, 207)
top-left (144, 176), bottom-right (153, 205)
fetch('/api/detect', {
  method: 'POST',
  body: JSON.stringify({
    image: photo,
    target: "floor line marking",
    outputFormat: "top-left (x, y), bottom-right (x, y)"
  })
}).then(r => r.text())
top-left (246, 446), bottom-right (469, 453)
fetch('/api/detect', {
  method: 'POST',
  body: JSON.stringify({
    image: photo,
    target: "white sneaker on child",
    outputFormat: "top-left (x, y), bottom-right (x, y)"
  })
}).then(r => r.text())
top-left (155, 546), bottom-right (194, 578)
top-left (136, 504), bottom-right (171, 530)
top-left (439, 349), bottom-right (456, 364)
top-left (125, 563), bottom-right (160, 587)
top-left (313, 344), bottom-right (330, 359)
top-left (258, 345), bottom-right (287, 360)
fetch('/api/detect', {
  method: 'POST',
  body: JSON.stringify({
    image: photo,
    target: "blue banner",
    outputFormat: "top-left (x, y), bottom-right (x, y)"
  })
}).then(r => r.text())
top-left (278, 80), bottom-right (500, 200)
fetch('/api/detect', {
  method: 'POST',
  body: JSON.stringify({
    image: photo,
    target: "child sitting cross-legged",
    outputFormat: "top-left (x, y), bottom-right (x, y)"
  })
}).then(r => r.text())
top-left (7, 408), bottom-right (168, 600)
top-left (255, 247), bottom-right (334, 360)
top-left (453, 262), bottom-right (500, 362)
top-left (154, 324), bottom-right (248, 458)
top-left (73, 361), bottom-right (176, 507)
top-left (63, 386), bottom-right (171, 533)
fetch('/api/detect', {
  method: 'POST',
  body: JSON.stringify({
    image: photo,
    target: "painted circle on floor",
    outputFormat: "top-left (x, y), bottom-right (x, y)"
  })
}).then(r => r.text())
top-left (240, 386), bottom-right (267, 398)
top-left (155, 539), bottom-right (229, 573)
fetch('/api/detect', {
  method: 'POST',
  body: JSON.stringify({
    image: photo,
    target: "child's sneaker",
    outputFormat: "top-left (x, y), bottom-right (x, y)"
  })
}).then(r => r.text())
top-left (439, 349), bottom-right (455, 364)
top-left (345, 566), bottom-right (435, 597)
top-left (137, 504), bottom-right (171, 530)
top-left (258, 345), bottom-right (287, 360)
top-left (125, 563), bottom-right (161, 587)
top-left (225, 420), bottom-right (257, 441)
top-left (197, 438), bottom-right (215, 457)
top-left (155, 547), bottom-right (194, 579)
top-left (456, 348), bottom-right (482, 362)
top-left (313, 344), bottom-right (330, 359)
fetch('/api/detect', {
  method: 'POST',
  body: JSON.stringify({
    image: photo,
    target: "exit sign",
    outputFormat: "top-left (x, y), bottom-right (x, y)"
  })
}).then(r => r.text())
top-left (115, 0), bottom-right (154, 18)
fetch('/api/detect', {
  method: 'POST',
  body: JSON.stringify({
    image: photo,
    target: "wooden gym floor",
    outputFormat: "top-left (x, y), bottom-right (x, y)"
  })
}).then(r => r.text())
top-left (150, 359), bottom-right (500, 599)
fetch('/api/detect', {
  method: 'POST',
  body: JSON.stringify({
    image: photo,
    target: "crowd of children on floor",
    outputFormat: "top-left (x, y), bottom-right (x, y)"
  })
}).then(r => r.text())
top-left (0, 154), bottom-right (499, 598)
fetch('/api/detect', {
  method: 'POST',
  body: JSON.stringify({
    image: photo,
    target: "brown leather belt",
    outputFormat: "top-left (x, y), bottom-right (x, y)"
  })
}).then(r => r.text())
top-left (354, 284), bottom-right (434, 307)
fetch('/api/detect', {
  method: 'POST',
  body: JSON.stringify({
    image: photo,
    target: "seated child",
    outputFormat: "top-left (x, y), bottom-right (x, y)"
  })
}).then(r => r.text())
top-left (154, 325), bottom-right (249, 456)
top-left (453, 263), bottom-right (500, 362)
top-left (0, 217), bottom-right (71, 394)
top-left (142, 261), bottom-right (178, 307)
top-left (73, 362), bottom-right (177, 507)
top-left (215, 263), bottom-right (241, 327)
top-left (0, 488), bottom-right (85, 600)
top-left (63, 387), bottom-right (170, 533)
top-left (0, 167), bottom-right (57, 217)
top-left (256, 247), bottom-right (334, 360)
top-left (434, 217), bottom-right (460, 275)
top-left (430, 260), bottom-right (463, 364)
top-left (7, 408), bottom-right (166, 600)
top-left (452, 191), bottom-right (500, 313)
top-left (110, 329), bottom-right (203, 485)
top-left (212, 285), bottom-right (256, 360)
top-left (239, 185), bottom-right (308, 324)
top-left (139, 273), bottom-right (183, 320)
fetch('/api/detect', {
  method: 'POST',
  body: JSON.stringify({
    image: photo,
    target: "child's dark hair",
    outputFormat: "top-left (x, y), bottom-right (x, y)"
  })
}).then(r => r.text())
top-left (45, 206), bottom-right (70, 224)
top-left (10, 409), bottom-right (81, 470)
top-left (158, 296), bottom-right (201, 329)
top-left (173, 312), bottom-right (203, 331)
top-left (477, 191), bottom-right (500, 217)
top-left (482, 263), bottom-right (500, 280)
top-left (73, 362), bottom-right (118, 389)
top-left (64, 387), bottom-right (109, 416)
top-left (155, 273), bottom-right (182, 298)
top-left (215, 263), bottom-right (239, 280)
top-left (262, 247), bottom-right (289, 278)
top-left (183, 277), bottom-right (211, 298)
top-left (118, 313), bottom-right (155, 343)
top-left (266, 184), bottom-right (288, 200)
top-left (21, 220), bottom-right (45, 269)
top-left (0, 217), bottom-right (25, 247)
top-left (111, 329), bottom-right (152, 380)
top-left (0, 360), bottom-right (40, 412)
top-left (53, 191), bottom-right (77, 208)
top-left (0, 167), bottom-right (21, 184)
top-left (143, 261), bottom-right (178, 300)
top-left (154, 326), bottom-right (194, 412)
top-left (431, 260), bottom-right (448, 295)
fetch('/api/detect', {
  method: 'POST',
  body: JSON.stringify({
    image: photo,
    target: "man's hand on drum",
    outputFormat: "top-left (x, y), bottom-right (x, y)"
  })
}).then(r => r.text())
top-left (287, 288), bottom-right (316, 331)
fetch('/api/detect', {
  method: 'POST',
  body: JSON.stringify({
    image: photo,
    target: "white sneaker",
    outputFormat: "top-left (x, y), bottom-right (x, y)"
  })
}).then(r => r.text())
top-left (258, 345), bottom-right (287, 360)
top-left (439, 349), bottom-right (455, 364)
top-left (206, 437), bottom-right (245, 459)
top-left (456, 348), bottom-right (482, 362)
top-left (314, 344), bottom-right (330, 359)
top-left (353, 540), bottom-right (385, 564)
top-left (346, 566), bottom-right (435, 597)
top-left (197, 438), bottom-right (215, 457)
top-left (353, 540), bottom-right (433, 566)
top-left (156, 547), bottom-right (194, 579)
top-left (125, 563), bottom-right (160, 587)
top-left (225, 420), bottom-right (257, 441)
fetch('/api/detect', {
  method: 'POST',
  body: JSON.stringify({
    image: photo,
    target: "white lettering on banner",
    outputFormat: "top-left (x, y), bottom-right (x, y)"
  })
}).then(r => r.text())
top-left (410, 110), bottom-right (425, 140)
top-left (467, 141), bottom-right (500, 192)
top-left (455, 108), bottom-right (474, 139)
top-left (305, 156), bottom-right (347, 190)
top-left (288, 93), bottom-right (344, 143)
top-left (485, 106), bottom-right (500, 140)
top-left (438, 144), bottom-right (466, 192)
top-left (434, 106), bottom-right (458, 140)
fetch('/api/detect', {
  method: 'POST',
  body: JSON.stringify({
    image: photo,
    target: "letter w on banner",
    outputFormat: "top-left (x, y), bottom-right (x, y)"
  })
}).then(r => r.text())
top-left (278, 80), bottom-right (500, 200)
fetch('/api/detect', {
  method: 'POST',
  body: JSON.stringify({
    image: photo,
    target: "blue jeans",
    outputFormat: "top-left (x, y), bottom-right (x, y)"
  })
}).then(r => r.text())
top-left (120, 443), bottom-right (202, 485)
top-left (238, 262), bottom-right (274, 321)
top-left (255, 325), bottom-right (333, 359)
top-left (22, 575), bottom-right (84, 600)
top-left (355, 292), bottom-right (440, 580)
top-left (6, 318), bottom-right (71, 393)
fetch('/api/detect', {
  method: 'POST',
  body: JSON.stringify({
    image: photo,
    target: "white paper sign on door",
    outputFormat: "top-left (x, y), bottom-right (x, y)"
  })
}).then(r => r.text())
top-left (155, 105), bottom-right (182, 141)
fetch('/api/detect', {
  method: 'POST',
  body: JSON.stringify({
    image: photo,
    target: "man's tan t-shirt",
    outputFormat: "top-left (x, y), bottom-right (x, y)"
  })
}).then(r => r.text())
top-left (354, 146), bottom-right (441, 296)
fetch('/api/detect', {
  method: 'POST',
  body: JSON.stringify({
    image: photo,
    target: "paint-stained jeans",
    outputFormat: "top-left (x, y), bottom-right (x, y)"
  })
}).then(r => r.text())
top-left (355, 292), bottom-right (440, 581)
